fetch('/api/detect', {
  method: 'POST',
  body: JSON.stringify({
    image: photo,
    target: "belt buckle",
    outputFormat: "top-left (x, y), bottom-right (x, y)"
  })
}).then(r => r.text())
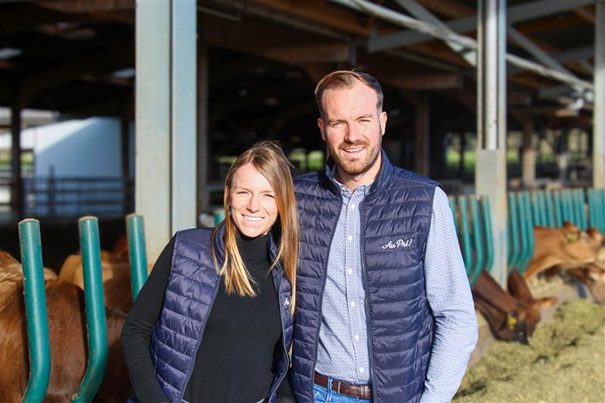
top-left (335, 380), bottom-right (342, 395)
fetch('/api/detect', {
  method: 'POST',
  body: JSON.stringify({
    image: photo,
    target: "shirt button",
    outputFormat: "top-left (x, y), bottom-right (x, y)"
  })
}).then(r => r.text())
top-left (347, 268), bottom-right (353, 275)
top-left (347, 235), bottom-right (353, 241)
top-left (350, 301), bottom-right (356, 307)
top-left (358, 367), bottom-right (365, 374)
top-left (354, 334), bottom-right (360, 341)
top-left (350, 204), bottom-right (356, 209)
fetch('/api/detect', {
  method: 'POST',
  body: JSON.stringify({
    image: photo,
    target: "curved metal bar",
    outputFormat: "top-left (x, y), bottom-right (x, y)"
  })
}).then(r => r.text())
top-left (457, 196), bottom-right (474, 281)
top-left (72, 217), bottom-right (108, 402)
top-left (469, 196), bottom-right (484, 286)
top-left (481, 196), bottom-right (494, 273)
top-left (126, 214), bottom-right (149, 300)
top-left (19, 219), bottom-right (51, 402)
top-left (552, 190), bottom-right (563, 227)
top-left (507, 193), bottom-right (517, 269)
top-left (544, 191), bottom-right (555, 227)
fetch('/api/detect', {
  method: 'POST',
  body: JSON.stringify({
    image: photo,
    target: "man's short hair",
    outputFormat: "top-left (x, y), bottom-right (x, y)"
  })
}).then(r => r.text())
top-left (314, 70), bottom-right (384, 119)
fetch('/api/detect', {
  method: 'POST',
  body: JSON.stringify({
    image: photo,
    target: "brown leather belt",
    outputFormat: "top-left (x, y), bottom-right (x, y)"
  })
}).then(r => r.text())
top-left (314, 372), bottom-right (372, 400)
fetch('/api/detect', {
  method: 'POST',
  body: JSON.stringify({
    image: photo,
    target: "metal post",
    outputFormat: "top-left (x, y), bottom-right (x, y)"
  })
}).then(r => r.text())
top-left (476, 0), bottom-right (507, 286)
top-left (171, 0), bottom-right (197, 232)
top-left (595, 0), bottom-right (605, 188)
top-left (136, 0), bottom-right (171, 261)
top-left (126, 214), bottom-right (148, 300)
top-left (19, 219), bottom-right (51, 402)
top-left (72, 217), bottom-right (108, 402)
top-left (136, 0), bottom-right (197, 261)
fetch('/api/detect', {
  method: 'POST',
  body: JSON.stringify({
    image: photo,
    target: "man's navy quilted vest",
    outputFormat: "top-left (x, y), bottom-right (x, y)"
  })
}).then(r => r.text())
top-left (292, 151), bottom-right (438, 403)
top-left (149, 225), bottom-right (293, 403)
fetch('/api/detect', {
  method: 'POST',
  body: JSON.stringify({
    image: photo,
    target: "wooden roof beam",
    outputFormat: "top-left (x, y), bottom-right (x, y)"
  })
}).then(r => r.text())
top-left (243, 0), bottom-right (372, 36)
top-left (201, 15), bottom-right (350, 65)
top-left (415, 0), bottom-right (474, 18)
top-left (19, 43), bottom-right (133, 106)
top-left (37, 0), bottom-right (134, 13)
top-left (368, 0), bottom-right (594, 51)
top-left (386, 73), bottom-right (463, 90)
top-left (574, 6), bottom-right (595, 24)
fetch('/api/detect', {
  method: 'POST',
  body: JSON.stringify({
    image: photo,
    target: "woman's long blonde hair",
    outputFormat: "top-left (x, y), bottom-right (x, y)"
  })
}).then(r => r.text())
top-left (213, 140), bottom-right (298, 313)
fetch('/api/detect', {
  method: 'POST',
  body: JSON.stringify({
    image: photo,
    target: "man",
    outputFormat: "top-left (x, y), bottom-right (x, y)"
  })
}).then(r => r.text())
top-left (291, 70), bottom-right (477, 403)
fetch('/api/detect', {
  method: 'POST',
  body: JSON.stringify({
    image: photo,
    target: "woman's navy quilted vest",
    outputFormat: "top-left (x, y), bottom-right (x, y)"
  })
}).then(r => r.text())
top-left (149, 225), bottom-right (293, 402)
top-left (291, 152), bottom-right (437, 403)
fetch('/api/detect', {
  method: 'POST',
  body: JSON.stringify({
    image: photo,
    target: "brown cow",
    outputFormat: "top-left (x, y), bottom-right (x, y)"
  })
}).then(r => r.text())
top-left (59, 252), bottom-right (133, 314)
top-left (1, 251), bottom-right (57, 310)
top-left (472, 270), bottom-right (542, 343)
top-left (525, 222), bottom-right (604, 279)
top-left (0, 279), bottom-right (130, 402)
top-left (525, 222), bottom-right (605, 303)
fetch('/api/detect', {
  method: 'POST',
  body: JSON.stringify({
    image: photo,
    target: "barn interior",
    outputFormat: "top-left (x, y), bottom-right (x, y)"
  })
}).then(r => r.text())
top-left (0, 1), bottom-right (604, 400)
top-left (0, 0), bottom-right (602, 270)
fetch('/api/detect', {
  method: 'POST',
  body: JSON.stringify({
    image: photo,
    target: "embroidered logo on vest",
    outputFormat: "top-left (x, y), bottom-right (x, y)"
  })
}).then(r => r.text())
top-left (382, 238), bottom-right (414, 249)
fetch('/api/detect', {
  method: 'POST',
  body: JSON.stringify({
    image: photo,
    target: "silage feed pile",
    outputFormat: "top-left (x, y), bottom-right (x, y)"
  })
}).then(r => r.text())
top-left (454, 299), bottom-right (605, 403)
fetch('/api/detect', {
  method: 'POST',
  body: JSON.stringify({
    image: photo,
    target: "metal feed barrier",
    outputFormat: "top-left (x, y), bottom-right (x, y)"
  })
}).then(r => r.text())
top-left (17, 214), bottom-right (148, 401)
top-left (449, 188), bottom-right (605, 284)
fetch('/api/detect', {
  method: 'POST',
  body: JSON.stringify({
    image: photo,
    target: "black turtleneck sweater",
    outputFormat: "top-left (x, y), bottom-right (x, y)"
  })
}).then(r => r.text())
top-left (121, 233), bottom-right (292, 403)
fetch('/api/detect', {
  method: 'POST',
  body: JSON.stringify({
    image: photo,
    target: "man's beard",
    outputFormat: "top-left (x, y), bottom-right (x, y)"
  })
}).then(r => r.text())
top-left (331, 141), bottom-right (381, 177)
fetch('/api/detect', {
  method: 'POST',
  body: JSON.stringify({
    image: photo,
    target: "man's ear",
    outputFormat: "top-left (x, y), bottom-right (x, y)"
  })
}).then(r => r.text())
top-left (318, 117), bottom-right (327, 141)
top-left (380, 111), bottom-right (387, 136)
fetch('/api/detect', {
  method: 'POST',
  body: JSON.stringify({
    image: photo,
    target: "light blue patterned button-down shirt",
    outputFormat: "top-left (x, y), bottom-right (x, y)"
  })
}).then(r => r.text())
top-left (315, 180), bottom-right (477, 402)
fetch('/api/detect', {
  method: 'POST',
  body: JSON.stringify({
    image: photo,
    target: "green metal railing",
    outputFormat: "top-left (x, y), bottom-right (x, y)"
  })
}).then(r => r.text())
top-left (588, 188), bottom-right (605, 233)
top-left (450, 187), bottom-right (604, 285)
top-left (449, 195), bottom-right (494, 287)
top-left (17, 213), bottom-right (151, 401)
top-left (19, 219), bottom-right (51, 402)
top-left (72, 217), bottom-right (108, 402)
top-left (126, 214), bottom-right (148, 300)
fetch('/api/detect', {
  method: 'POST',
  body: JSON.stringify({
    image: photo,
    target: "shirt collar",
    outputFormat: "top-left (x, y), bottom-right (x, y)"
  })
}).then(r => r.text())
top-left (329, 164), bottom-right (373, 197)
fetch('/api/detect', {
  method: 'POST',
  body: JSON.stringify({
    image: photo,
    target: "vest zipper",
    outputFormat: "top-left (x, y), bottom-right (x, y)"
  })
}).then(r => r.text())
top-left (309, 198), bottom-right (342, 402)
top-left (177, 273), bottom-right (221, 402)
top-left (268, 241), bottom-right (290, 402)
top-left (359, 199), bottom-right (377, 401)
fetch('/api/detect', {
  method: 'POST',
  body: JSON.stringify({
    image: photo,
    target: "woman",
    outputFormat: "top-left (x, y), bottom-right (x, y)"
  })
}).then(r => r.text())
top-left (122, 141), bottom-right (298, 403)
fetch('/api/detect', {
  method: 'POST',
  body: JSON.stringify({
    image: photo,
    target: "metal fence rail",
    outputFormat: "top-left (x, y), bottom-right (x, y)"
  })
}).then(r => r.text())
top-left (22, 176), bottom-right (133, 217)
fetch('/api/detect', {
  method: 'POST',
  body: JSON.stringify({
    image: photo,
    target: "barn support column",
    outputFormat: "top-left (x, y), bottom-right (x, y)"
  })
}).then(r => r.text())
top-left (595, 0), bottom-right (605, 188)
top-left (10, 98), bottom-right (23, 219)
top-left (135, 1), bottom-right (197, 261)
top-left (521, 119), bottom-right (536, 188)
top-left (475, 0), bottom-right (508, 286)
top-left (197, 29), bottom-right (210, 216)
top-left (414, 93), bottom-right (430, 176)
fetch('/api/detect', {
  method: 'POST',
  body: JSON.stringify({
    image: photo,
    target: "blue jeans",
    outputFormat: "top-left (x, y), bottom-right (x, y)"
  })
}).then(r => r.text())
top-left (313, 379), bottom-right (372, 403)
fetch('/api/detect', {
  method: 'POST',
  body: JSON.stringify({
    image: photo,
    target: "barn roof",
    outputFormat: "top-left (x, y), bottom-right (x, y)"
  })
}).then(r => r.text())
top-left (0, 0), bottom-right (597, 152)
